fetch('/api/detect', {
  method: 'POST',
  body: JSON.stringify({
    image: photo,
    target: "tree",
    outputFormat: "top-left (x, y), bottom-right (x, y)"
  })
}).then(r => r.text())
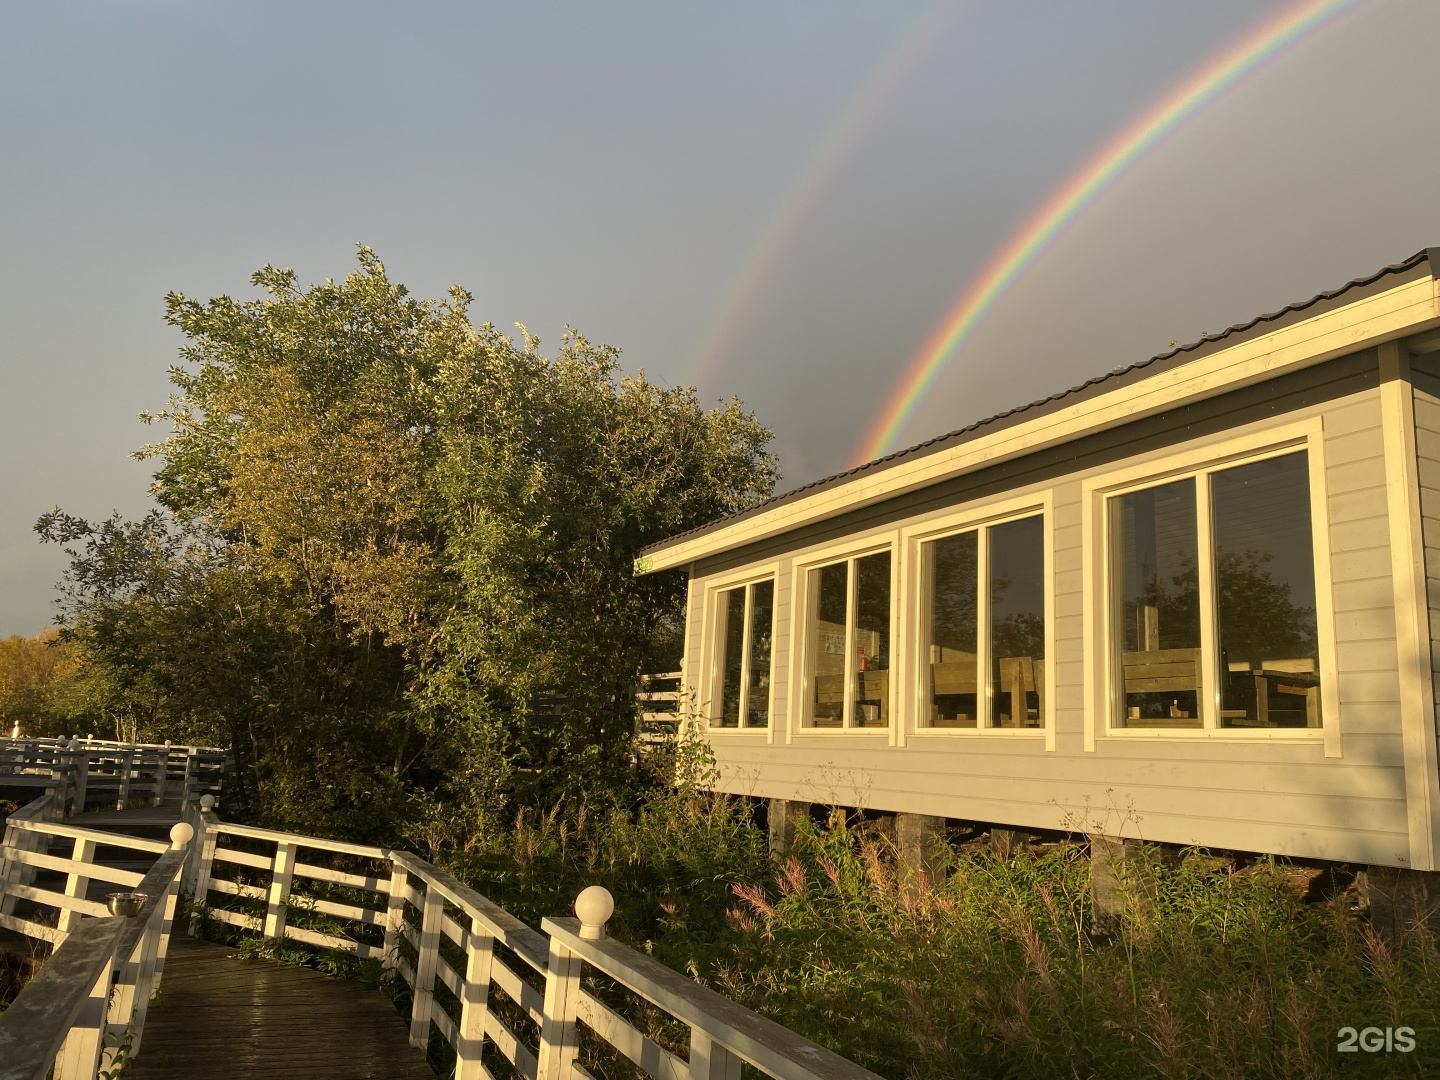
top-left (0, 627), bottom-right (82, 737)
top-left (41, 248), bottom-right (777, 840)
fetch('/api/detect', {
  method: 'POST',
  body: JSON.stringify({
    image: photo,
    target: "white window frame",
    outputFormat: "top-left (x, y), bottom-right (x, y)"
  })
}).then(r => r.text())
top-left (1081, 417), bottom-right (1340, 755)
top-left (790, 539), bottom-right (897, 737)
top-left (899, 492), bottom-right (1055, 749)
top-left (700, 566), bottom-right (779, 738)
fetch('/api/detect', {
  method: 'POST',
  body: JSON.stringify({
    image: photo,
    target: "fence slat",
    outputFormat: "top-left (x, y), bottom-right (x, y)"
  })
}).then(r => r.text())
top-left (536, 936), bottom-right (583, 1080)
top-left (408, 883), bottom-right (444, 1048)
top-left (455, 915), bottom-right (496, 1080)
top-left (263, 841), bottom-right (298, 940)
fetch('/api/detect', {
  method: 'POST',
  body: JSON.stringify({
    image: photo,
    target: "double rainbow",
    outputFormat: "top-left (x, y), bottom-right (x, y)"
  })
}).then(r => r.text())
top-left (683, 2), bottom-right (962, 386)
top-left (853, 0), bottom-right (1361, 466)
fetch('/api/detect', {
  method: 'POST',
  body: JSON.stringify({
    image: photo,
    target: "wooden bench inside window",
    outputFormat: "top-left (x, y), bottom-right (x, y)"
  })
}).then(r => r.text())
top-left (1121, 647), bottom-right (1203, 726)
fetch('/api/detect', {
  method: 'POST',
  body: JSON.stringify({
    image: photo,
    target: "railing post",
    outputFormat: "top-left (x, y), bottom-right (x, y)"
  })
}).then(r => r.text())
top-left (382, 861), bottom-right (409, 970)
top-left (154, 745), bottom-right (169, 806)
top-left (455, 914), bottom-right (495, 1080)
top-left (408, 883), bottom-right (443, 1049)
top-left (118, 747), bottom-right (136, 810)
top-left (263, 841), bottom-right (298, 940)
top-left (72, 746), bottom-right (89, 813)
top-left (188, 800), bottom-right (220, 937)
top-left (154, 822), bottom-right (192, 980)
top-left (688, 1029), bottom-right (743, 1080)
top-left (0, 820), bottom-right (24, 918)
top-left (538, 886), bottom-right (611, 1080)
top-left (537, 936), bottom-right (584, 1080)
top-left (181, 751), bottom-right (197, 806)
top-left (52, 940), bottom-right (119, 1080)
top-left (57, 835), bottom-right (97, 936)
top-left (0, 816), bottom-right (42, 918)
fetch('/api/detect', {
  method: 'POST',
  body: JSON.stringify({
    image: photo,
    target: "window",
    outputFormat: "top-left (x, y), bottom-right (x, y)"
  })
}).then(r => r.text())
top-left (805, 551), bottom-right (891, 728)
top-left (712, 579), bottom-right (774, 728)
top-left (1109, 450), bottom-right (1321, 730)
top-left (921, 514), bottom-right (1046, 729)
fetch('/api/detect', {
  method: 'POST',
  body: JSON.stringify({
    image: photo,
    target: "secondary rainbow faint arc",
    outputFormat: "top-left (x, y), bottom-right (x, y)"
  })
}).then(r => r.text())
top-left (683, 1), bottom-right (962, 387)
top-left (853, 0), bottom-right (1361, 466)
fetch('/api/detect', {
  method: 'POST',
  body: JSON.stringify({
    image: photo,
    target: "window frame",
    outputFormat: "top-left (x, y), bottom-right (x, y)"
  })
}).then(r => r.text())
top-left (701, 566), bottom-right (779, 737)
top-left (1081, 418), bottom-right (1339, 755)
top-left (791, 540), bottom-right (897, 736)
top-left (899, 493), bottom-right (1055, 747)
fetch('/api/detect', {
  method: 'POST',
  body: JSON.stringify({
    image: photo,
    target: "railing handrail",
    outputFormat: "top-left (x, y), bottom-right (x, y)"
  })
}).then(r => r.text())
top-left (389, 849), bottom-right (550, 968)
top-left (0, 842), bottom-right (189, 1080)
top-left (3, 737), bottom-right (883, 1080)
top-left (210, 820), bottom-right (390, 861)
top-left (544, 916), bottom-right (879, 1080)
top-left (4, 817), bottom-right (170, 854)
top-left (190, 809), bottom-right (884, 1080)
top-left (0, 916), bottom-right (126, 1080)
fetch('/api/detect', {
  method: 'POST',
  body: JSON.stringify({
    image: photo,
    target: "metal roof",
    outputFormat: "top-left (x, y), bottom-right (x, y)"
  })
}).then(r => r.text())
top-left (641, 247), bottom-right (1438, 561)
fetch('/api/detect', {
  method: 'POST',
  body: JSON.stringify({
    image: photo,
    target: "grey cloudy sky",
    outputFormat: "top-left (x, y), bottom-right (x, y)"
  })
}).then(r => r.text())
top-left (2, 1), bottom-right (1438, 635)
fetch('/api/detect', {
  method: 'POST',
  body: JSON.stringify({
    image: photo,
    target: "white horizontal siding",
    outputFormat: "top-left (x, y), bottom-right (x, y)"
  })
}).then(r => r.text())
top-left (690, 385), bottom-right (1412, 865)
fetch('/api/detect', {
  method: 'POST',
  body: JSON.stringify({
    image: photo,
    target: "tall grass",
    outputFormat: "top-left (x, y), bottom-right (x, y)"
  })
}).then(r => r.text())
top-left (444, 796), bottom-right (1440, 1078)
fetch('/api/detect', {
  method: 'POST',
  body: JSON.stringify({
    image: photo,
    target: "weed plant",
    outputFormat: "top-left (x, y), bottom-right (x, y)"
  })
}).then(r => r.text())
top-left (443, 795), bottom-right (1439, 1079)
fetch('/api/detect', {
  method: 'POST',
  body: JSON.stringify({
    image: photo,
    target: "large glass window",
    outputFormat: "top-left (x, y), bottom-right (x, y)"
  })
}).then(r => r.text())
top-left (921, 514), bottom-right (1045, 730)
top-left (1108, 449), bottom-right (1322, 731)
top-left (991, 516), bottom-right (1046, 728)
top-left (1213, 454), bottom-right (1320, 728)
top-left (806, 551), bottom-right (892, 729)
top-left (713, 579), bottom-right (775, 729)
top-left (925, 533), bottom-right (978, 726)
top-left (1112, 480), bottom-right (1202, 727)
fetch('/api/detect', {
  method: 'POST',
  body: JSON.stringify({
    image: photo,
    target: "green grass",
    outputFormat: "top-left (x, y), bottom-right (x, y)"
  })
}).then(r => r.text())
top-left (441, 796), bottom-right (1440, 1079)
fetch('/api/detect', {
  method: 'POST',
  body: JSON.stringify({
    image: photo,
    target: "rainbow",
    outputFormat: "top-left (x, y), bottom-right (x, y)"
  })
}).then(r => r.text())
top-left (853, 0), bottom-right (1361, 466)
top-left (683, 1), bottom-right (962, 386)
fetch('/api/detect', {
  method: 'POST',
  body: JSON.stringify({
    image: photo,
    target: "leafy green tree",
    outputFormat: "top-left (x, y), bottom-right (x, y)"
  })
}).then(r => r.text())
top-left (41, 248), bottom-right (777, 841)
top-left (0, 626), bottom-right (82, 737)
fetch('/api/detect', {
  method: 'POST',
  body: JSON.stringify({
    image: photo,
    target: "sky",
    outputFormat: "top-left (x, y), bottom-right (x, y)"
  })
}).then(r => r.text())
top-left (2, 1), bottom-right (1438, 636)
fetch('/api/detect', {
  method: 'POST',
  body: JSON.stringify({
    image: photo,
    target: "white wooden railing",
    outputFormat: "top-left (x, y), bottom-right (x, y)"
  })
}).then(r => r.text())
top-left (0, 838), bottom-right (190, 1080)
top-left (183, 797), bottom-right (881, 1079)
top-left (637, 670), bottom-right (682, 745)
top-left (0, 735), bottom-right (226, 814)
top-left (0, 738), bottom-right (210, 1079)
top-left (3, 738), bottom-right (880, 1080)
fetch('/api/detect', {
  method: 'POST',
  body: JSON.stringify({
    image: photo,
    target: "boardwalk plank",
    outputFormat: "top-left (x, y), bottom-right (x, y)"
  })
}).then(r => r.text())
top-left (68, 807), bottom-right (436, 1080)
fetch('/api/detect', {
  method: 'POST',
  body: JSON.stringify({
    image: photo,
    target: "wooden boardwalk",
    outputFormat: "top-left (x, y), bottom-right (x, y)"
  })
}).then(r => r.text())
top-left (74, 806), bottom-right (435, 1080)
top-left (128, 935), bottom-right (434, 1080)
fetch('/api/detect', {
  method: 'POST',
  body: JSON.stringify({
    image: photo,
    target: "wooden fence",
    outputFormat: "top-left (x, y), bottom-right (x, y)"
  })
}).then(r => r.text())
top-left (2, 737), bottom-right (882, 1080)
top-left (0, 737), bottom-right (211, 1080)
top-left (0, 736), bottom-right (227, 813)
top-left (181, 798), bottom-right (881, 1079)
top-left (637, 670), bottom-right (682, 745)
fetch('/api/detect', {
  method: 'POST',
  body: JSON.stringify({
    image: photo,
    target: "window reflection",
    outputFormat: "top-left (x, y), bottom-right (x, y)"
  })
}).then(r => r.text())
top-left (746, 580), bottom-right (774, 727)
top-left (717, 587), bottom-right (745, 728)
top-left (810, 562), bottom-right (848, 727)
top-left (853, 552), bottom-right (891, 728)
top-left (990, 516), bottom-right (1045, 728)
top-left (1112, 480), bottom-right (1202, 727)
top-left (1212, 453), bottom-right (1320, 728)
top-left (926, 532), bottom-right (978, 726)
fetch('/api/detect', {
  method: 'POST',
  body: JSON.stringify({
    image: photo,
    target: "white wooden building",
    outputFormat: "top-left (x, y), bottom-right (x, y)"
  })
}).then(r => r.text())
top-left (637, 249), bottom-right (1440, 873)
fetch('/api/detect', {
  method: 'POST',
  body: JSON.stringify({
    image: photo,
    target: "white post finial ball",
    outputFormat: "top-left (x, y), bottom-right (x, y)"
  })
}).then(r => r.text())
top-left (170, 821), bottom-right (195, 849)
top-left (199, 794), bottom-right (216, 811)
top-left (574, 885), bottom-right (615, 941)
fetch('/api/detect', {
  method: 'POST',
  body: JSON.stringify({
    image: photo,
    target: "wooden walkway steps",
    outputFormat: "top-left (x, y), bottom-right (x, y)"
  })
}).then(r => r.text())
top-left (127, 935), bottom-right (434, 1080)
top-left (73, 806), bottom-right (435, 1080)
